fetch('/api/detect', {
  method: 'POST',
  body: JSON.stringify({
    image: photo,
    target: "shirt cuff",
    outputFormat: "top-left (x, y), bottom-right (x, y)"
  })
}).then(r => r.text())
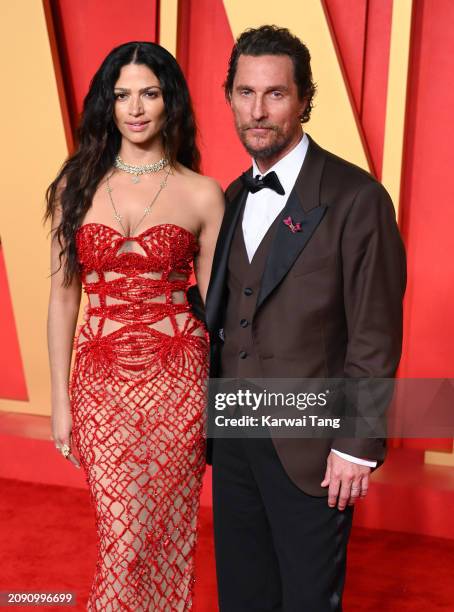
top-left (331, 449), bottom-right (377, 468)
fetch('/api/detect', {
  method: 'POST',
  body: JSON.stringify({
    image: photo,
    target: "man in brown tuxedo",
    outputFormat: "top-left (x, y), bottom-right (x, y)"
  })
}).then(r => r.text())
top-left (202, 26), bottom-right (406, 611)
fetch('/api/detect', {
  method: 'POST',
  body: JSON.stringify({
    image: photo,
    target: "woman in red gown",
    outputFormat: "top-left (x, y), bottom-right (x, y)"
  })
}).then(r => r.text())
top-left (46, 42), bottom-right (223, 610)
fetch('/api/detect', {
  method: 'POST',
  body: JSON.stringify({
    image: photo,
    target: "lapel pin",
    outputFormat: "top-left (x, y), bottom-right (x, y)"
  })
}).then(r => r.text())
top-left (283, 216), bottom-right (302, 234)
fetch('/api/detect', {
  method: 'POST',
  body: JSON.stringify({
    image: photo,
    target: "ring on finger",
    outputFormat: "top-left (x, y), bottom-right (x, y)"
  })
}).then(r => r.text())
top-left (60, 443), bottom-right (71, 459)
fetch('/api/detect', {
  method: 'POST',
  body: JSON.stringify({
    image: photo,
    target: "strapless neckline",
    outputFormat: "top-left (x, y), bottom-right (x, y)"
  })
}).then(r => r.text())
top-left (77, 221), bottom-right (198, 242)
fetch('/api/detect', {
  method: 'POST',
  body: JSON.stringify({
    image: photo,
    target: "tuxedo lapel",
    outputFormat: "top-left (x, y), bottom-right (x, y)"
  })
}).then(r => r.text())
top-left (205, 184), bottom-right (248, 332)
top-left (256, 135), bottom-right (328, 310)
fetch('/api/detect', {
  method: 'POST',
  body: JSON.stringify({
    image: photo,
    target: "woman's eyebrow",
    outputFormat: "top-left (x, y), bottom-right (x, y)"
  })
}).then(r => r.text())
top-left (114, 86), bottom-right (162, 92)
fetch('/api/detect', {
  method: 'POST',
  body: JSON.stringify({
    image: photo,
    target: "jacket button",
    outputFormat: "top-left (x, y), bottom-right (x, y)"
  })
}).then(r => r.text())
top-left (239, 350), bottom-right (248, 359)
top-left (240, 319), bottom-right (249, 328)
top-left (244, 287), bottom-right (253, 296)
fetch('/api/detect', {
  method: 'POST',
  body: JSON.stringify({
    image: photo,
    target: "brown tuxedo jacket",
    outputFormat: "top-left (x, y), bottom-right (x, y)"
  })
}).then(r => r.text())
top-left (204, 134), bottom-right (406, 495)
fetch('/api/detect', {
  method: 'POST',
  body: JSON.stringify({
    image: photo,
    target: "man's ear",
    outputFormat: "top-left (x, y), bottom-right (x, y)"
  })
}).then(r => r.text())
top-left (299, 98), bottom-right (308, 121)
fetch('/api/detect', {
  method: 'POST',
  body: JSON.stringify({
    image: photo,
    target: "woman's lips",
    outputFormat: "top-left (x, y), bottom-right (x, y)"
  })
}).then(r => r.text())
top-left (126, 121), bottom-right (150, 132)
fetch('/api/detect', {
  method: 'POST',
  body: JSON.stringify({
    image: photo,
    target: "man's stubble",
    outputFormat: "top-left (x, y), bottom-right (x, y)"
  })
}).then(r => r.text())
top-left (236, 122), bottom-right (297, 163)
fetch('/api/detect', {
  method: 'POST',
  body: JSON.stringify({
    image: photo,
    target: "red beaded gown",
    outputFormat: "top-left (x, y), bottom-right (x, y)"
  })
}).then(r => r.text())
top-left (69, 222), bottom-right (208, 611)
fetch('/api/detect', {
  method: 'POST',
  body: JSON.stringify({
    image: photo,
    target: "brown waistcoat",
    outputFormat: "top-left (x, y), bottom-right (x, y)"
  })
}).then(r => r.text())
top-left (220, 211), bottom-right (280, 379)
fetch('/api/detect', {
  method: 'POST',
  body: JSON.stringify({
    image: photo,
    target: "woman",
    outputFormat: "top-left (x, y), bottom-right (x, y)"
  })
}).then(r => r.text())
top-left (45, 41), bottom-right (223, 610)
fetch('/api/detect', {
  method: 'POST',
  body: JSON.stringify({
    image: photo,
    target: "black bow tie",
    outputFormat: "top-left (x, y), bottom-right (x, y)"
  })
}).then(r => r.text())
top-left (241, 170), bottom-right (285, 195)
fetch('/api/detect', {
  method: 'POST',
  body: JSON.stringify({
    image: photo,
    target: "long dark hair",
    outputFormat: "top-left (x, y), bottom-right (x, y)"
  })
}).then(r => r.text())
top-left (44, 41), bottom-right (200, 286)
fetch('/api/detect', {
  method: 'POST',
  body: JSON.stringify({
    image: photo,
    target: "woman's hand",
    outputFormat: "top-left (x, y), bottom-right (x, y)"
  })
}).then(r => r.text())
top-left (51, 395), bottom-right (81, 468)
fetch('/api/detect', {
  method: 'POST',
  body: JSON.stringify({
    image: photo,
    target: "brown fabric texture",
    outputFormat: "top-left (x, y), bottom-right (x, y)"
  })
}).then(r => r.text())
top-left (205, 135), bottom-right (406, 496)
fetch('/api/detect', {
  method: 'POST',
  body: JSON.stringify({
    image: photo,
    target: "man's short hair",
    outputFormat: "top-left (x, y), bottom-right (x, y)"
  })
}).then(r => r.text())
top-left (224, 25), bottom-right (316, 124)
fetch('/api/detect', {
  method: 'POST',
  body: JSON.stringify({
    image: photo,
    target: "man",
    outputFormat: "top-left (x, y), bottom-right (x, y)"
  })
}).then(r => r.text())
top-left (203, 26), bottom-right (406, 611)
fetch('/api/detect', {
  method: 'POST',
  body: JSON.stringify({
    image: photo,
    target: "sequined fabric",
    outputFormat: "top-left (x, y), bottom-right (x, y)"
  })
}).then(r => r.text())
top-left (69, 223), bottom-right (208, 611)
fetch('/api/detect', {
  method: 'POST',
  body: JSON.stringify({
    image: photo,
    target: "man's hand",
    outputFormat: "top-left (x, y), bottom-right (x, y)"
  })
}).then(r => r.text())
top-left (321, 451), bottom-right (371, 510)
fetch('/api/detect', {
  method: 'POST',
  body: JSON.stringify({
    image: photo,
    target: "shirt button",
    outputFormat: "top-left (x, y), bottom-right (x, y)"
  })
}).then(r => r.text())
top-left (240, 319), bottom-right (249, 328)
top-left (244, 287), bottom-right (253, 296)
top-left (239, 350), bottom-right (248, 359)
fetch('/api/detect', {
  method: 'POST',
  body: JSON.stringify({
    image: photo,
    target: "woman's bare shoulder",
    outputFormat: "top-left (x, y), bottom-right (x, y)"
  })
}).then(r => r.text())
top-left (176, 164), bottom-right (221, 189)
top-left (174, 165), bottom-right (224, 212)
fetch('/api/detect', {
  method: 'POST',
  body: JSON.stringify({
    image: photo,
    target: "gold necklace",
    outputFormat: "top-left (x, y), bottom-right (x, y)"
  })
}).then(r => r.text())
top-left (114, 155), bottom-right (169, 184)
top-left (106, 167), bottom-right (171, 237)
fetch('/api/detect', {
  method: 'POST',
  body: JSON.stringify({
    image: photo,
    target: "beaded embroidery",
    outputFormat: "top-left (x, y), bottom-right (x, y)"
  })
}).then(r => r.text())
top-left (69, 222), bottom-right (208, 611)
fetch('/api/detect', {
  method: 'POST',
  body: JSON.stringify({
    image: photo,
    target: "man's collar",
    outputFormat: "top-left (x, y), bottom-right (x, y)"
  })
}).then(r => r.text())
top-left (252, 132), bottom-right (309, 195)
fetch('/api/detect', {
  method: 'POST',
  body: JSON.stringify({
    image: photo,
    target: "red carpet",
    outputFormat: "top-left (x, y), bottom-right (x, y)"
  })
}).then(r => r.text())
top-left (1, 477), bottom-right (454, 611)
